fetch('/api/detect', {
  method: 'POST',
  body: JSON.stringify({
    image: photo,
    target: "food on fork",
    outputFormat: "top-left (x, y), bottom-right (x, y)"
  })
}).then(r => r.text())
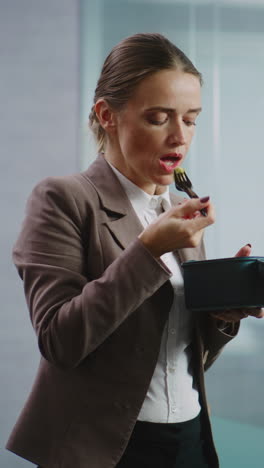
top-left (174, 167), bottom-right (185, 174)
top-left (174, 167), bottom-right (207, 217)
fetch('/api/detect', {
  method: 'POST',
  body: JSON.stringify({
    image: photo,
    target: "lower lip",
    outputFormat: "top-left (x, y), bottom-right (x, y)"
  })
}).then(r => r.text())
top-left (159, 159), bottom-right (181, 173)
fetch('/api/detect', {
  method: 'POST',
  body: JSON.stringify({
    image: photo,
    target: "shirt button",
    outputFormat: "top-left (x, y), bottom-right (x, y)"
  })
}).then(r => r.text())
top-left (171, 406), bottom-right (178, 413)
top-left (169, 367), bottom-right (176, 373)
top-left (170, 328), bottom-right (176, 334)
top-left (149, 198), bottom-right (158, 208)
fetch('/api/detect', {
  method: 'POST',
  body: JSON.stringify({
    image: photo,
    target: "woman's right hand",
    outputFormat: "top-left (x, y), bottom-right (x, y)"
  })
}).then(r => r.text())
top-left (138, 197), bottom-right (215, 257)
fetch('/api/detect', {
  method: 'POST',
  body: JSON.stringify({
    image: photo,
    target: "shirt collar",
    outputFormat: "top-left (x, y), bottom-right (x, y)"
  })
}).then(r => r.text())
top-left (107, 161), bottom-right (171, 213)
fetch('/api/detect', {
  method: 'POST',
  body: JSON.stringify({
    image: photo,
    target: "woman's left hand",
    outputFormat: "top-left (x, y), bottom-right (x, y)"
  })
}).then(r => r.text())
top-left (210, 307), bottom-right (264, 322)
top-left (210, 243), bottom-right (264, 322)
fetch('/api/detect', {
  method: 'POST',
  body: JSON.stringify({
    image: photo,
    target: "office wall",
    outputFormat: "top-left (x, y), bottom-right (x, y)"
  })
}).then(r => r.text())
top-left (1, 1), bottom-right (80, 466)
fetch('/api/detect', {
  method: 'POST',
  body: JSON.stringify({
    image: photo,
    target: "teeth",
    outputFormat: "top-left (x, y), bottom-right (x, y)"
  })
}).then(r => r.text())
top-left (164, 160), bottom-right (175, 166)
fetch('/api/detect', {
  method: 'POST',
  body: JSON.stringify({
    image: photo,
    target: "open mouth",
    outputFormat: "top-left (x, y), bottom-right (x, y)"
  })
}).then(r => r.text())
top-left (159, 153), bottom-right (182, 173)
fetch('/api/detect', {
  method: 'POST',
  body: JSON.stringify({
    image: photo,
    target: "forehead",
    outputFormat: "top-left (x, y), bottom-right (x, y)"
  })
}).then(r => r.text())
top-left (129, 69), bottom-right (201, 110)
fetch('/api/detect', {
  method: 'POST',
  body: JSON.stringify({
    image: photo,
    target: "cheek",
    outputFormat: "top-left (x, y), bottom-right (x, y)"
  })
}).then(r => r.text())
top-left (125, 128), bottom-right (157, 154)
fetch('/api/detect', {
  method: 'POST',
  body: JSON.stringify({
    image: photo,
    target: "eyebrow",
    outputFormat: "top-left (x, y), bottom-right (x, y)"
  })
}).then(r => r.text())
top-left (145, 106), bottom-right (202, 114)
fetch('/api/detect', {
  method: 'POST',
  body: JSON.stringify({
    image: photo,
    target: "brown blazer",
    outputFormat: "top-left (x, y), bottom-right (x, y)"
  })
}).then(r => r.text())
top-left (6, 154), bottom-right (238, 467)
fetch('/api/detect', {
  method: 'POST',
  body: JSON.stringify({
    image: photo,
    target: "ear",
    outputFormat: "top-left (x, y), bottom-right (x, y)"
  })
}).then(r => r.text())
top-left (94, 99), bottom-right (117, 133)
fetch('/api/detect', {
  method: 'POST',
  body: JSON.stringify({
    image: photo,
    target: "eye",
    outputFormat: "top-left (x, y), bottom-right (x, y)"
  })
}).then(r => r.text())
top-left (183, 119), bottom-right (196, 127)
top-left (147, 112), bottom-right (169, 125)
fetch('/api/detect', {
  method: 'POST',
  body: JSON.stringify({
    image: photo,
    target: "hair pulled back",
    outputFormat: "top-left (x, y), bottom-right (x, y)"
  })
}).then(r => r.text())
top-left (89, 33), bottom-right (202, 152)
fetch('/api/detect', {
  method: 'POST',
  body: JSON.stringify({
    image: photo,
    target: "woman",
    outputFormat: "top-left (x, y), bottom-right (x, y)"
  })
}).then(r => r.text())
top-left (6, 33), bottom-right (263, 468)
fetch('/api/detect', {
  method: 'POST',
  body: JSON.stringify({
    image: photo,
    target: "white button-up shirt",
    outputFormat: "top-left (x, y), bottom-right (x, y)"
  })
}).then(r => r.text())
top-left (109, 163), bottom-right (201, 423)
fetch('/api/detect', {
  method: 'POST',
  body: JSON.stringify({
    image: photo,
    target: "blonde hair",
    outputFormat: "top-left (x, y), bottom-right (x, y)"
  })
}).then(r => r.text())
top-left (89, 33), bottom-right (202, 152)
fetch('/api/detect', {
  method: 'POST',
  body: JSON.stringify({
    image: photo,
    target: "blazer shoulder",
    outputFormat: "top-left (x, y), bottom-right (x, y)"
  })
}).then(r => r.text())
top-left (32, 171), bottom-right (99, 200)
top-left (32, 172), bottom-right (100, 204)
top-left (24, 172), bottom-right (101, 231)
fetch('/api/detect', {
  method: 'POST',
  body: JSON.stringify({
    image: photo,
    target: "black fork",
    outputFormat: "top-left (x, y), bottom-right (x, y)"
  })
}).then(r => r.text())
top-left (174, 169), bottom-right (207, 217)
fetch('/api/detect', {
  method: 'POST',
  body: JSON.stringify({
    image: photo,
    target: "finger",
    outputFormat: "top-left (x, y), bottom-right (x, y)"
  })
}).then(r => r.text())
top-left (211, 311), bottom-right (242, 322)
top-left (183, 211), bottom-right (215, 235)
top-left (214, 308), bottom-right (264, 321)
top-left (177, 198), bottom-right (188, 207)
top-left (176, 197), bottom-right (212, 219)
top-left (247, 308), bottom-right (264, 318)
top-left (211, 309), bottom-right (249, 322)
top-left (183, 212), bottom-right (202, 220)
top-left (234, 243), bottom-right (251, 257)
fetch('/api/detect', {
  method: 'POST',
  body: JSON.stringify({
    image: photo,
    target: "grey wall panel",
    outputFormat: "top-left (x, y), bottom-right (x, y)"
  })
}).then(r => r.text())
top-left (1, 1), bottom-right (80, 466)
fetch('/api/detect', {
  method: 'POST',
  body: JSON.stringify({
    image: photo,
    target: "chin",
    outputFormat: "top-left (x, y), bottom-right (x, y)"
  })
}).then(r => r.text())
top-left (155, 174), bottom-right (174, 186)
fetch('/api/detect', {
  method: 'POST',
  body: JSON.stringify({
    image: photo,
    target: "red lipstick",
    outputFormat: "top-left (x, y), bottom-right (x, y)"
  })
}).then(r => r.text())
top-left (159, 153), bottom-right (183, 173)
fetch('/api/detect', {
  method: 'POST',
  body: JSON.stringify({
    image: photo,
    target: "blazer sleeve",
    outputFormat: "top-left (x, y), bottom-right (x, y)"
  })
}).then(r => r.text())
top-left (198, 312), bottom-right (240, 371)
top-left (13, 177), bottom-right (171, 369)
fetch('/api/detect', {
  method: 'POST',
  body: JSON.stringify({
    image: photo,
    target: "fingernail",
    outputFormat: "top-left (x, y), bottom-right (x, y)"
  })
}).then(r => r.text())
top-left (246, 243), bottom-right (252, 248)
top-left (200, 196), bottom-right (210, 203)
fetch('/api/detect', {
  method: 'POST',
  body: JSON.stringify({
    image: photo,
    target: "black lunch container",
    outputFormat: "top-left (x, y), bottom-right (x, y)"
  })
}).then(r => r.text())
top-left (182, 256), bottom-right (264, 311)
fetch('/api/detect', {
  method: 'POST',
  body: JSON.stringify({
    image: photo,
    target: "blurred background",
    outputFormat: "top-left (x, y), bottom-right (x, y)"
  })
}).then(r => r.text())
top-left (1, 0), bottom-right (264, 466)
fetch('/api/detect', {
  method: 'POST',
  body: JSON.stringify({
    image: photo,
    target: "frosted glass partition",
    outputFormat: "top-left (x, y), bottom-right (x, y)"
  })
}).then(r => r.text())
top-left (80, 1), bottom-right (264, 466)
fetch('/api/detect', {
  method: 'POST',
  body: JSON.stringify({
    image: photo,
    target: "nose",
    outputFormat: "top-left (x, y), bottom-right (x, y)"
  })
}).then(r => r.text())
top-left (167, 120), bottom-right (186, 146)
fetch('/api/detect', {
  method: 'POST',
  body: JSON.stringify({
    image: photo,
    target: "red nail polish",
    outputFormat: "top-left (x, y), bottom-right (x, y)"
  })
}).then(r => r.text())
top-left (200, 196), bottom-right (210, 203)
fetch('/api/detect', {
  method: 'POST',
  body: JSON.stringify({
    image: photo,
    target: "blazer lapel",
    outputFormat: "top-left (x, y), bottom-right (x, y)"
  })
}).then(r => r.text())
top-left (83, 154), bottom-right (144, 250)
